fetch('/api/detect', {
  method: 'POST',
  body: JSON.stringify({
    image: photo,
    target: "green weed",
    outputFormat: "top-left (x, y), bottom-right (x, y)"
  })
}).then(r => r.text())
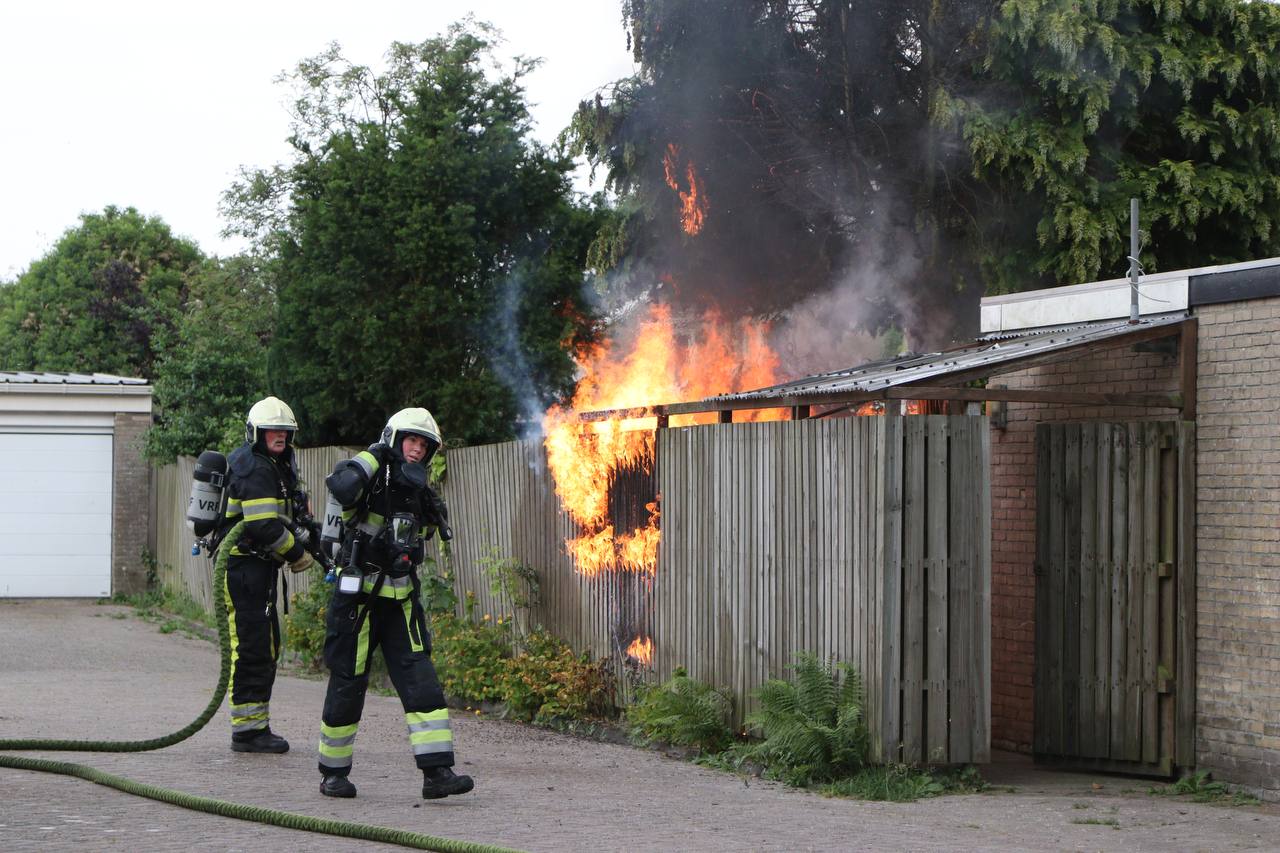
top-left (821, 764), bottom-right (991, 802)
top-left (1148, 770), bottom-right (1261, 806)
top-left (627, 666), bottom-right (734, 753)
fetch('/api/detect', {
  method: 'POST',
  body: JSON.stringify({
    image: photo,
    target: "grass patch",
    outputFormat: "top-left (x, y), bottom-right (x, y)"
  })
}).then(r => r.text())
top-left (1148, 770), bottom-right (1261, 806)
top-left (820, 764), bottom-right (992, 803)
top-left (112, 587), bottom-right (214, 639)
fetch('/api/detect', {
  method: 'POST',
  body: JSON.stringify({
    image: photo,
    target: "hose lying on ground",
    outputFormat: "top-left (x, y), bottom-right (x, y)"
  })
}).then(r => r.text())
top-left (0, 521), bottom-right (522, 853)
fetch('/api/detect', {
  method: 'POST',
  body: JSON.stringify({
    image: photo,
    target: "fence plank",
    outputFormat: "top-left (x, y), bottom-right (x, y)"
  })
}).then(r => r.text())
top-left (1142, 422), bottom-right (1160, 765)
top-left (901, 416), bottom-right (926, 763)
top-left (880, 414), bottom-right (903, 763)
top-left (1158, 422), bottom-right (1177, 771)
top-left (1063, 424), bottom-right (1082, 758)
top-left (865, 417), bottom-right (881, 759)
top-left (927, 417), bottom-right (951, 763)
top-left (1124, 423), bottom-right (1144, 762)
top-left (949, 416), bottom-right (974, 762)
top-left (1093, 424), bottom-right (1113, 757)
top-left (1110, 424), bottom-right (1130, 759)
top-left (1078, 424), bottom-right (1097, 758)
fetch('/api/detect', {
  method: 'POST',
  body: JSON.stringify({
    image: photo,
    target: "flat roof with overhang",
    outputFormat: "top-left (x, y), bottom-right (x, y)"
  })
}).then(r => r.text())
top-left (579, 314), bottom-right (1197, 423)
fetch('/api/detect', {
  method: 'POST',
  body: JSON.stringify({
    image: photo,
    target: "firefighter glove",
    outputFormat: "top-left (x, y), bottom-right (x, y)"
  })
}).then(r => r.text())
top-left (288, 552), bottom-right (316, 574)
top-left (425, 485), bottom-right (449, 524)
top-left (395, 461), bottom-right (428, 490)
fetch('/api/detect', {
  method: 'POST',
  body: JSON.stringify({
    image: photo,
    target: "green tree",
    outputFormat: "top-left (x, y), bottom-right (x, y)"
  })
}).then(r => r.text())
top-left (145, 256), bottom-right (275, 460)
top-left (957, 0), bottom-right (1280, 292)
top-left (0, 206), bottom-right (204, 378)
top-left (224, 27), bottom-right (602, 447)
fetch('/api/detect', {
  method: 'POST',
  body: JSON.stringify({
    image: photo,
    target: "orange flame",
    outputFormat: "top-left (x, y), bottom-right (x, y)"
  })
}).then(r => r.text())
top-left (663, 143), bottom-right (707, 236)
top-left (543, 304), bottom-right (783, 576)
top-left (626, 636), bottom-right (655, 665)
top-left (853, 400), bottom-right (929, 416)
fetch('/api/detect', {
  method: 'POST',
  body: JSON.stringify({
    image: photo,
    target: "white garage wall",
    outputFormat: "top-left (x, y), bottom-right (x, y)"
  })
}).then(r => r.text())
top-left (0, 432), bottom-right (114, 597)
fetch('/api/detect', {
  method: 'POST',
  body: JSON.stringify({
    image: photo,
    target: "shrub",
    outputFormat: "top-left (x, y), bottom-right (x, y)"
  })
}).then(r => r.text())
top-left (731, 652), bottom-right (868, 787)
top-left (284, 574), bottom-right (332, 670)
top-left (430, 610), bottom-right (511, 703)
top-left (627, 667), bottom-right (734, 752)
top-left (432, 611), bottom-right (613, 722)
top-left (498, 629), bottom-right (613, 722)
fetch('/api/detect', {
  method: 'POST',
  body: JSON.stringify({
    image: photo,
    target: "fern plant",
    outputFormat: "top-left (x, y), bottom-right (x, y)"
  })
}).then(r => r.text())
top-left (627, 667), bottom-right (734, 753)
top-left (735, 653), bottom-right (868, 787)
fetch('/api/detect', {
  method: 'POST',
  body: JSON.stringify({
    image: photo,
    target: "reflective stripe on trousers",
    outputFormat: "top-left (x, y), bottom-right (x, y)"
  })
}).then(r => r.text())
top-left (231, 701), bottom-right (269, 734)
top-left (319, 721), bottom-right (358, 771)
top-left (407, 708), bottom-right (453, 756)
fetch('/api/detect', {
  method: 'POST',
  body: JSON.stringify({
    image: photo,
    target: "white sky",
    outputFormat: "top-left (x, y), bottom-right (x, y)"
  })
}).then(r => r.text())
top-left (0, 1), bottom-right (636, 280)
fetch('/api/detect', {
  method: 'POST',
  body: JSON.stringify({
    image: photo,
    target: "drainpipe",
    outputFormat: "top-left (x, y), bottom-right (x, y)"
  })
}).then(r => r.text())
top-left (1129, 198), bottom-right (1140, 324)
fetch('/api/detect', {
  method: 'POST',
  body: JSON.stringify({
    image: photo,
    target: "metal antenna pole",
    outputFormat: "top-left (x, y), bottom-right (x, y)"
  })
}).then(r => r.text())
top-left (1129, 198), bottom-right (1140, 324)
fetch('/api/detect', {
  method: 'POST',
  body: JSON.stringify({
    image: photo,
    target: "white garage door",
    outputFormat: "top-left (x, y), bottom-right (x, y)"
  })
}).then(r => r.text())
top-left (0, 433), bottom-right (113, 597)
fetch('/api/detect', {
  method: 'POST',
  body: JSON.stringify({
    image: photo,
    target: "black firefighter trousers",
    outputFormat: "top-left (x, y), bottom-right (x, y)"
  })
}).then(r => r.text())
top-left (223, 554), bottom-right (281, 738)
top-left (317, 582), bottom-right (456, 778)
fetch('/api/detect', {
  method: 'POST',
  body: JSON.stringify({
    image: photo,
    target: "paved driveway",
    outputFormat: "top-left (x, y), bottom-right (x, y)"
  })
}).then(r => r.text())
top-left (1, 599), bottom-right (1277, 852)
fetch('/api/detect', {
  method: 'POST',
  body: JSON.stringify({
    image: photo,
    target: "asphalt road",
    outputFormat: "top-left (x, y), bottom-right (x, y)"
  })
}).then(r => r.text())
top-left (2, 598), bottom-right (1277, 852)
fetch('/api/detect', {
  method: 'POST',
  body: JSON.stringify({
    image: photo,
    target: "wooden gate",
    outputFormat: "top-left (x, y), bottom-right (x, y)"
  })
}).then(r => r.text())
top-left (1034, 422), bottom-right (1195, 776)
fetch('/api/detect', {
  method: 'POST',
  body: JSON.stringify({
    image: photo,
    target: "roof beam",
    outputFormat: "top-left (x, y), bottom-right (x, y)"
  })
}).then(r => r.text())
top-left (1179, 317), bottom-right (1198, 421)
top-left (575, 384), bottom-right (1183, 422)
top-left (572, 318), bottom-right (1195, 423)
top-left (886, 386), bottom-right (1183, 409)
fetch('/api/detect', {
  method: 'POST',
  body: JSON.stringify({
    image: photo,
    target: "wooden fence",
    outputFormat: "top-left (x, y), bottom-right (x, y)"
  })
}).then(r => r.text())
top-left (435, 415), bottom-right (990, 764)
top-left (152, 415), bottom-right (990, 764)
top-left (1034, 421), bottom-right (1195, 776)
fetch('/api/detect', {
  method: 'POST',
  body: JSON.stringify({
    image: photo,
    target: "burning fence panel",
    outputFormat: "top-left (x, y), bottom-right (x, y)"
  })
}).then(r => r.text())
top-left (437, 413), bottom-right (991, 766)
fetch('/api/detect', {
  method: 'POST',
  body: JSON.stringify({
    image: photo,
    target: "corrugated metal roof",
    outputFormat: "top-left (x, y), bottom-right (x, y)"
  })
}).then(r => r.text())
top-left (708, 314), bottom-right (1187, 402)
top-left (0, 371), bottom-right (148, 385)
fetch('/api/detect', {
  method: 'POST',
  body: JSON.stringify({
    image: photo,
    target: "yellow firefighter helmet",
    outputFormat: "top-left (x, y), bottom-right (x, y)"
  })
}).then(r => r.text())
top-left (245, 396), bottom-right (298, 445)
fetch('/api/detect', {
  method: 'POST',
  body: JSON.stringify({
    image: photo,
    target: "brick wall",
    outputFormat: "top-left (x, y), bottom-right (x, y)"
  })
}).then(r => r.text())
top-left (1193, 299), bottom-right (1280, 800)
top-left (988, 345), bottom-right (1180, 753)
top-left (112, 412), bottom-right (152, 596)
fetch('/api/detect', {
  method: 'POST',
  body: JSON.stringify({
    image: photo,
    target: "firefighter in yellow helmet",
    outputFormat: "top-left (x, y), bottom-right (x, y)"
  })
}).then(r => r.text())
top-left (315, 407), bottom-right (473, 800)
top-left (221, 396), bottom-right (315, 753)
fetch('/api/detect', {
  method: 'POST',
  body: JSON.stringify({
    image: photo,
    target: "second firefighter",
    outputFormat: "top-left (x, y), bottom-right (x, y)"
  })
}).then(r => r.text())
top-left (316, 407), bottom-right (473, 800)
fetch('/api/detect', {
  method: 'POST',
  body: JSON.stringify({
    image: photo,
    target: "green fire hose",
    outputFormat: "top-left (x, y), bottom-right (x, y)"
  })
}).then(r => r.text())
top-left (0, 521), bottom-right (522, 853)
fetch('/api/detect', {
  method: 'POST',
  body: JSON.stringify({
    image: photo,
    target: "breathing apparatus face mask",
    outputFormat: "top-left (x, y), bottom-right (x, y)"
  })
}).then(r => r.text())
top-left (390, 513), bottom-right (419, 551)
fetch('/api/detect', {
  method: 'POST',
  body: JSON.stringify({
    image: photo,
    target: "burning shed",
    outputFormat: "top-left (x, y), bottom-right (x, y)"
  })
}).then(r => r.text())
top-left (440, 297), bottom-right (1206, 770)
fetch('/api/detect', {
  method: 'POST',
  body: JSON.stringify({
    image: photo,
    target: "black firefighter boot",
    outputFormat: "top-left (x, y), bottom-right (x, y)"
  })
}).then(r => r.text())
top-left (231, 728), bottom-right (290, 754)
top-left (421, 766), bottom-right (474, 799)
top-left (320, 775), bottom-right (357, 798)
